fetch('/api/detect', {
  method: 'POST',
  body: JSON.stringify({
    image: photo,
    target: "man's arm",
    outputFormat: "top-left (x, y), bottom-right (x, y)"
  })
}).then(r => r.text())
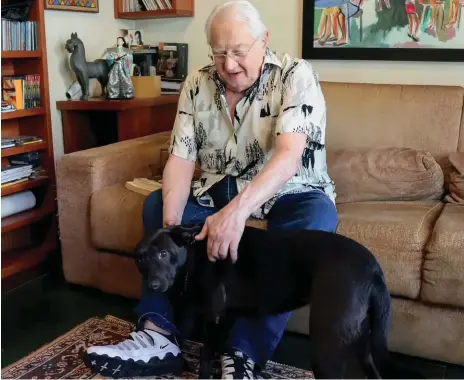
top-left (162, 155), bottom-right (195, 226)
top-left (162, 77), bottom-right (197, 226)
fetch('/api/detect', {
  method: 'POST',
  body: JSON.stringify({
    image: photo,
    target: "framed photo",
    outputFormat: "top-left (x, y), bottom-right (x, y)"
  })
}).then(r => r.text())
top-left (123, 29), bottom-right (144, 48)
top-left (45, 0), bottom-right (99, 13)
top-left (301, 0), bottom-right (464, 62)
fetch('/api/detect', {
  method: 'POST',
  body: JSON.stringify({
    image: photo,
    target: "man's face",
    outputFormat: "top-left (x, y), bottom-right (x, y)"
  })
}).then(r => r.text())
top-left (209, 18), bottom-right (267, 93)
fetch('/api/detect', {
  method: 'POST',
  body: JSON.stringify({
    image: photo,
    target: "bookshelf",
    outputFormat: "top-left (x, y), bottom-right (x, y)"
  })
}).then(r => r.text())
top-left (114, 0), bottom-right (194, 19)
top-left (1, 0), bottom-right (57, 287)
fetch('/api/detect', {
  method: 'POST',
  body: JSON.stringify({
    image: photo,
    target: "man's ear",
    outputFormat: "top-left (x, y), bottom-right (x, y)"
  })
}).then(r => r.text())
top-left (170, 224), bottom-right (203, 246)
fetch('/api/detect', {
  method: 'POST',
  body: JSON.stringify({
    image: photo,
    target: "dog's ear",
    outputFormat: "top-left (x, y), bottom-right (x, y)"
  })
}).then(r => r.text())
top-left (170, 224), bottom-right (203, 246)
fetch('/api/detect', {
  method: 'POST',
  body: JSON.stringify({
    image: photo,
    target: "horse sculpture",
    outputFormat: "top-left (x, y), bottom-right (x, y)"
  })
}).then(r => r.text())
top-left (65, 32), bottom-right (109, 100)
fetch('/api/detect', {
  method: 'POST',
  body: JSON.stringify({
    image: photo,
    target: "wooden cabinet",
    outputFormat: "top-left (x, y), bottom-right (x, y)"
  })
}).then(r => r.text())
top-left (1, 0), bottom-right (57, 287)
top-left (114, 0), bottom-right (194, 19)
top-left (56, 96), bottom-right (179, 154)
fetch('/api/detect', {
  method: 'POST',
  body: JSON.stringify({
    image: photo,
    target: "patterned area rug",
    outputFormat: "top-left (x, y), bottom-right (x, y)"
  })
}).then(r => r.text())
top-left (1, 315), bottom-right (314, 379)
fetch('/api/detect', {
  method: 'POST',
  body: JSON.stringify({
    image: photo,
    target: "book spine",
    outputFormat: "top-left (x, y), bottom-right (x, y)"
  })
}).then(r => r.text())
top-left (1, 19), bottom-right (37, 51)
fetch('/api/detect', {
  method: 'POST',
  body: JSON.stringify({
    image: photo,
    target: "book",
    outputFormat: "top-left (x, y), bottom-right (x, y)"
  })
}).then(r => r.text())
top-left (1, 163), bottom-right (33, 185)
top-left (2, 75), bottom-right (41, 110)
top-left (1, 18), bottom-right (37, 51)
top-left (9, 151), bottom-right (40, 168)
top-left (125, 178), bottom-right (162, 196)
top-left (1, 136), bottom-right (43, 150)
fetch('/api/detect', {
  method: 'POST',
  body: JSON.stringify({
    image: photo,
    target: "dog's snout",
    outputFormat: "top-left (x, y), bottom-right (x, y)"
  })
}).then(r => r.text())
top-left (150, 279), bottom-right (161, 290)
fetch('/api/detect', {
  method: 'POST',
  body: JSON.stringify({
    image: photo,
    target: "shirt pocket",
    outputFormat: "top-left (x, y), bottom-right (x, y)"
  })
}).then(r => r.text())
top-left (194, 110), bottom-right (229, 149)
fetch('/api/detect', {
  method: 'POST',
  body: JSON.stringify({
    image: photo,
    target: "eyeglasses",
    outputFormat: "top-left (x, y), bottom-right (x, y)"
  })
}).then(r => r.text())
top-left (208, 38), bottom-right (258, 62)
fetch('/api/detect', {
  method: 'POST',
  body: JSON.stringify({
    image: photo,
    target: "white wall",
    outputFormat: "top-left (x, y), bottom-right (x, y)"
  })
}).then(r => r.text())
top-left (137, 0), bottom-right (464, 84)
top-left (44, 1), bottom-right (134, 158)
top-left (46, 0), bottom-right (464, 158)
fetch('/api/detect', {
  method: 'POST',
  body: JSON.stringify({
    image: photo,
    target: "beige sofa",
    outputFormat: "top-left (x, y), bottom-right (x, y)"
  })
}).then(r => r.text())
top-left (56, 82), bottom-right (464, 366)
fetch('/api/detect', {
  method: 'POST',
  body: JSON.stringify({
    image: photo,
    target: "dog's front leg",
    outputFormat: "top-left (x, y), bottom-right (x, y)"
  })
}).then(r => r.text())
top-left (198, 319), bottom-right (216, 379)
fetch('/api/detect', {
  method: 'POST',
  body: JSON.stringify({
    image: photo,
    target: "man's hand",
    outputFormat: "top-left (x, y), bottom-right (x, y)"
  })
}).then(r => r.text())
top-left (194, 206), bottom-right (247, 263)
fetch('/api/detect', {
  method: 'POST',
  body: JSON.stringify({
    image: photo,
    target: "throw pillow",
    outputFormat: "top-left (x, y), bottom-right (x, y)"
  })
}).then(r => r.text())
top-left (327, 147), bottom-right (444, 204)
top-left (444, 152), bottom-right (464, 204)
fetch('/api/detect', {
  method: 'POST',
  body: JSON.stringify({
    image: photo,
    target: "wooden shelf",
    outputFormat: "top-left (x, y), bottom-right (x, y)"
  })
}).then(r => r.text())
top-left (2, 239), bottom-right (57, 280)
top-left (114, 0), bottom-right (194, 19)
top-left (1, 107), bottom-right (45, 120)
top-left (1, 204), bottom-right (54, 234)
top-left (1, 0), bottom-right (57, 286)
top-left (116, 8), bottom-right (193, 19)
top-left (56, 95), bottom-right (179, 111)
top-left (2, 50), bottom-right (41, 59)
top-left (1, 141), bottom-right (47, 158)
top-left (1, 176), bottom-right (49, 197)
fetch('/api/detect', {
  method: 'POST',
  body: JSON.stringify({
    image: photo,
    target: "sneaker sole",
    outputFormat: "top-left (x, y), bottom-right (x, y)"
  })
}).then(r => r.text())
top-left (83, 352), bottom-right (183, 378)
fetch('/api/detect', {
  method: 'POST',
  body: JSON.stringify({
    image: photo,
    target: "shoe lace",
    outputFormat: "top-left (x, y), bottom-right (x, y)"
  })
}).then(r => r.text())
top-left (222, 351), bottom-right (254, 378)
top-left (115, 328), bottom-right (156, 349)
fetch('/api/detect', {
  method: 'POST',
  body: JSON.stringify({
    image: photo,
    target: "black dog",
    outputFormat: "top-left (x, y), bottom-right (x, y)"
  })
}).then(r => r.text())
top-left (135, 224), bottom-right (420, 379)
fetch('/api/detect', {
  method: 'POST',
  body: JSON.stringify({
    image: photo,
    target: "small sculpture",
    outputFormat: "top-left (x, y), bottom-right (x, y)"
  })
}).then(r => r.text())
top-left (116, 36), bottom-right (129, 49)
top-left (65, 32), bottom-right (109, 100)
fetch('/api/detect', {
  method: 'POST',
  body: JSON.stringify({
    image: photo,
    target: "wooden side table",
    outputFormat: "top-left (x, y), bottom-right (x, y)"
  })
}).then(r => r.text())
top-left (56, 95), bottom-right (179, 154)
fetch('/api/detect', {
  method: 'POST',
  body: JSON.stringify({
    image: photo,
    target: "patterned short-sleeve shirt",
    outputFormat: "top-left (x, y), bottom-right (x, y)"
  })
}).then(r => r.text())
top-left (169, 48), bottom-right (336, 219)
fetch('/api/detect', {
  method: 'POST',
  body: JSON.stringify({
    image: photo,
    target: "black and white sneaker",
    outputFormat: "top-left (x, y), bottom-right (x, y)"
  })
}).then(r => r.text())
top-left (83, 328), bottom-right (182, 378)
top-left (220, 350), bottom-right (255, 379)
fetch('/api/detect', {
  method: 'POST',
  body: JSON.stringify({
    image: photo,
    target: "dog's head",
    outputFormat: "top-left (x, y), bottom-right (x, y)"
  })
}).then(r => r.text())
top-left (135, 224), bottom-right (202, 292)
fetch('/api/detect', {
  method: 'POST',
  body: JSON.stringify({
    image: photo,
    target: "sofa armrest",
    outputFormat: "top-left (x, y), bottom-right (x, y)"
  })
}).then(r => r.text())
top-left (56, 132), bottom-right (171, 287)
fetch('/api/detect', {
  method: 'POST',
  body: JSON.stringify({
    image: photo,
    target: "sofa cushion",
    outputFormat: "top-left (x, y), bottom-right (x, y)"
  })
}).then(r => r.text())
top-left (91, 184), bottom-right (145, 252)
top-left (444, 153), bottom-right (464, 204)
top-left (327, 148), bottom-right (444, 204)
top-left (422, 204), bottom-right (464, 308)
top-left (336, 201), bottom-right (444, 299)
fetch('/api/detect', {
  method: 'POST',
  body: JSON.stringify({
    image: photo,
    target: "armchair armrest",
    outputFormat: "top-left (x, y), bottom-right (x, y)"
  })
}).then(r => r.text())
top-left (56, 132), bottom-right (171, 287)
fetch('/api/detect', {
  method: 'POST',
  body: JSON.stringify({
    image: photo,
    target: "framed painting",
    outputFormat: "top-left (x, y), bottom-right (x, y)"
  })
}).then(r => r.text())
top-left (302, 0), bottom-right (464, 61)
top-left (45, 0), bottom-right (99, 13)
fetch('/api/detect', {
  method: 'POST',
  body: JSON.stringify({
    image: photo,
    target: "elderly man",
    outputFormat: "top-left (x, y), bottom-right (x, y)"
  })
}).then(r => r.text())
top-left (84, 1), bottom-right (337, 378)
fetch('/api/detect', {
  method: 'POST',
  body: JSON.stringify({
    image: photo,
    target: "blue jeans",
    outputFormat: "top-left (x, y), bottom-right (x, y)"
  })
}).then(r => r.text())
top-left (136, 176), bottom-right (338, 368)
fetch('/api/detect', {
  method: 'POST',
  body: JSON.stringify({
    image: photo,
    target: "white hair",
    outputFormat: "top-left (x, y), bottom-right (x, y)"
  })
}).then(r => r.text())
top-left (204, 0), bottom-right (267, 44)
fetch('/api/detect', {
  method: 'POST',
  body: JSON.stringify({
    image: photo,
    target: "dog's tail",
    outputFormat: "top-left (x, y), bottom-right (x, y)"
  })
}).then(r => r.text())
top-left (368, 274), bottom-right (424, 379)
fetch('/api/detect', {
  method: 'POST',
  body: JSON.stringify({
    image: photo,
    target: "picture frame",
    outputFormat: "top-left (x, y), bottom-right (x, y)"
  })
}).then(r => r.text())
top-left (301, 0), bottom-right (464, 62)
top-left (45, 0), bottom-right (99, 13)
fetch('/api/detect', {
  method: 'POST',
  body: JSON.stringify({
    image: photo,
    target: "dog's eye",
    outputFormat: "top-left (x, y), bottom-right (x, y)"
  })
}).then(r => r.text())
top-left (158, 250), bottom-right (168, 259)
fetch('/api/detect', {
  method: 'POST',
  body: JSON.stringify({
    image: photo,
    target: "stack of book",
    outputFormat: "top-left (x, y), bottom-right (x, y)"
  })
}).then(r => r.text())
top-left (1, 136), bottom-right (42, 150)
top-left (130, 0), bottom-right (173, 11)
top-left (9, 151), bottom-right (40, 168)
top-left (161, 78), bottom-right (183, 95)
top-left (1, 163), bottom-right (34, 187)
top-left (2, 75), bottom-right (41, 111)
top-left (2, 137), bottom-right (17, 149)
top-left (1, 18), bottom-right (37, 51)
